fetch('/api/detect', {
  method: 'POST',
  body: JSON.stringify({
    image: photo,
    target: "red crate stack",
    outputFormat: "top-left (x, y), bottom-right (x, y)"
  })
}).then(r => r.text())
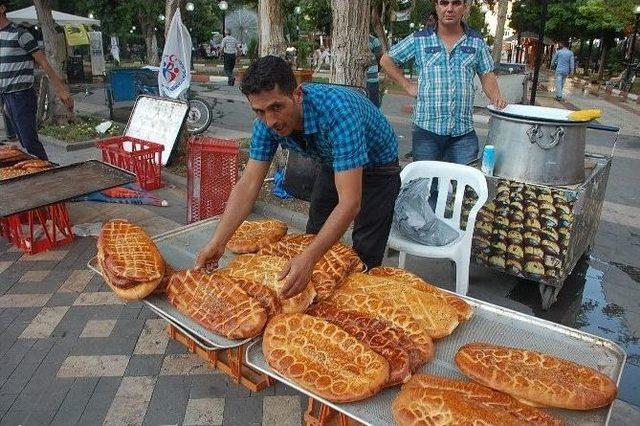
top-left (96, 136), bottom-right (164, 190)
top-left (0, 203), bottom-right (73, 254)
top-left (187, 136), bottom-right (239, 223)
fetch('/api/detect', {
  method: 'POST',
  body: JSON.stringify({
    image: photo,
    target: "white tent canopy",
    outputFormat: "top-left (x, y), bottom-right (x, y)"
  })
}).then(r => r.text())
top-left (7, 6), bottom-right (100, 27)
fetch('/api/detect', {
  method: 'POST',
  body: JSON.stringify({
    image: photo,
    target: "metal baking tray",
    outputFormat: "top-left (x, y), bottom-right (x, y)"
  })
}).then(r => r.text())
top-left (246, 293), bottom-right (626, 426)
top-left (145, 301), bottom-right (218, 351)
top-left (88, 218), bottom-right (253, 350)
top-left (1, 160), bottom-right (136, 217)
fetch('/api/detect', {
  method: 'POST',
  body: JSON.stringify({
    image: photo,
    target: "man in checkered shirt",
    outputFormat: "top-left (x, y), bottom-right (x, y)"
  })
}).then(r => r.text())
top-left (195, 55), bottom-right (400, 298)
top-left (381, 0), bottom-right (507, 164)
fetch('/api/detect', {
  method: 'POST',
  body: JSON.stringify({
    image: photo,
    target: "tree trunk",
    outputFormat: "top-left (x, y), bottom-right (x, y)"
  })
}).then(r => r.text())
top-left (165, 0), bottom-right (181, 40)
top-left (371, 4), bottom-right (388, 52)
top-left (492, 0), bottom-right (509, 63)
top-left (330, 0), bottom-right (371, 86)
top-left (33, 0), bottom-right (71, 125)
top-left (258, 0), bottom-right (286, 57)
top-left (585, 38), bottom-right (593, 74)
top-left (140, 14), bottom-right (158, 65)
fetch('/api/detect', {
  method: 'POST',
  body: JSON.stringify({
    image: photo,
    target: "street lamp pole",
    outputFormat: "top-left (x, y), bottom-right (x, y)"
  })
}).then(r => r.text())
top-left (219, 1), bottom-right (228, 36)
top-left (186, 2), bottom-right (195, 69)
top-left (530, 0), bottom-right (549, 105)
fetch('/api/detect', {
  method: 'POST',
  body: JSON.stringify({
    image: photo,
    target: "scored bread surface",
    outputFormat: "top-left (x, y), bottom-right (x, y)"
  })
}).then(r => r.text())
top-left (225, 254), bottom-right (315, 313)
top-left (97, 220), bottom-right (164, 283)
top-left (368, 266), bottom-right (472, 321)
top-left (455, 342), bottom-right (618, 410)
top-left (335, 273), bottom-right (460, 339)
top-left (166, 270), bottom-right (267, 339)
top-left (393, 374), bottom-right (564, 426)
top-left (263, 313), bottom-right (389, 403)
top-left (226, 220), bottom-right (288, 254)
top-left (258, 234), bottom-right (364, 300)
top-left (306, 302), bottom-right (416, 385)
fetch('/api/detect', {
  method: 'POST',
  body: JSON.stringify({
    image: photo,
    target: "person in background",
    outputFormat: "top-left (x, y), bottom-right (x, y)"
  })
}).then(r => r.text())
top-left (1, 101), bottom-right (16, 142)
top-left (366, 34), bottom-right (383, 108)
top-left (315, 47), bottom-right (330, 73)
top-left (0, 0), bottom-right (73, 160)
top-left (195, 56), bottom-right (401, 297)
top-left (425, 11), bottom-right (437, 29)
top-left (221, 30), bottom-right (239, 86)
top-left (551, 41), bottom-right (575, 101)
top-left (380, 0), bottom-right (506, 166)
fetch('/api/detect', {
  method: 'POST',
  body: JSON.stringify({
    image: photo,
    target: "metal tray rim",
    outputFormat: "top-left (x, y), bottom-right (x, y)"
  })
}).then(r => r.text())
top-left (144, 302), bottom-right (221, 351)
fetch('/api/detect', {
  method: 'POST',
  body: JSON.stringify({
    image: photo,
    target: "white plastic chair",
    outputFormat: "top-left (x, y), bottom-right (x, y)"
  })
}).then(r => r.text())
top-left (387, 161), bottom-right (488, 295)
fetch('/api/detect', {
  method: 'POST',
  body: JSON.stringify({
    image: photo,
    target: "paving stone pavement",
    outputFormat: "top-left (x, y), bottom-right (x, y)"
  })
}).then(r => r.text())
top-left (0, 235), bottom-right (308, 425)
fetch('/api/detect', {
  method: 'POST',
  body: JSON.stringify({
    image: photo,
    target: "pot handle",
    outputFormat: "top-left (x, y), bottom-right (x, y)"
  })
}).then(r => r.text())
top-left (527, 124), bottom-right (564, 149)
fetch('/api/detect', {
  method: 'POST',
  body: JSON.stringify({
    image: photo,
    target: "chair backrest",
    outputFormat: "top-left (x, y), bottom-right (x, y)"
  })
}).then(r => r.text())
top-left (400, 161), bottom-right (489, 238)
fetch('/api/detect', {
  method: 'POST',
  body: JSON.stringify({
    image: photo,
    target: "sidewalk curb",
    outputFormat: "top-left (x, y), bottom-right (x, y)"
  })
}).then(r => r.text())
top-left (40, 134), bottom-right (99, 152)
top-left (569, 76), bottom-right (640, 104)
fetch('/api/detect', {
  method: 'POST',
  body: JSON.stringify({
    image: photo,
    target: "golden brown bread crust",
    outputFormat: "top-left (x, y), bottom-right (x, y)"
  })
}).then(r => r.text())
top-left (263, 313), bottom-right (389, 402)
top-left (225, 254), bottom-right (315, 313)
top-left (368, 266), bottom-right (472, 321)
top-left (166, 270), bottom-right (267, 339)
top-left (98, 256), bottom-right (161, 300)
top-left (212, 271), bottom-right (281, 318)
top-left (326, 284), bottom-right (434, 362)
top-left (335, 273), bottom-right (460, 339)
top-left (455, 342), bottom-right (618, 410)
top-left (226, 220), bottom-right (288, 254)
top-left (306, 302), bottom-right (414, 385)
top-left (258, 233), bottom-right (364, 300)
top-left (393, 374), bottom-right (564, 426)
top-left (97, 220), bottom-right (165, 284)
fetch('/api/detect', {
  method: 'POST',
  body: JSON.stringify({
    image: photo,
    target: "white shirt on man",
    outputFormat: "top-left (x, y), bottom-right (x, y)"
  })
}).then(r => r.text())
top-left (221, 35), bottom-right (238, 55)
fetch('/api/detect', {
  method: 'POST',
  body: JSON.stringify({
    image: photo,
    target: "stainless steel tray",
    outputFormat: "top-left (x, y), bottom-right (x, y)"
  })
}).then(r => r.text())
top-left (88, 218), bottom-right (253, 350)
top-left (145, 301), bottom-right (218, 351)
top-left (246, 293), bottom-right (626, 426)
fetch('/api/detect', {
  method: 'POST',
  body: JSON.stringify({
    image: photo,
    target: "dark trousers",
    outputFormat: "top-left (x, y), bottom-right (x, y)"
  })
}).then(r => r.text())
top-left (366, 81), bottom-right (380, 108)
top-left (223, 53), bottom-right (236, 85)
top-left (2, 88), bottom-right (48, 160)
top-left (1, 100), bottom-right (16, 139)
top-left (306, 162), bottom-right (401, 269)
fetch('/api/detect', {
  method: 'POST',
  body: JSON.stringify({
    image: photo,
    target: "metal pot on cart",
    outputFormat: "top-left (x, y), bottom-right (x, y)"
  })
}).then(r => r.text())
top-left (467, 105), bottom-right (619, 310)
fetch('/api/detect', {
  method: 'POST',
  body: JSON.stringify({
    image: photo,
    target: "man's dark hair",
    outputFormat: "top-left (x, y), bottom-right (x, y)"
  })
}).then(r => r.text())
top-left (240, 55), bottom-right (297, 96)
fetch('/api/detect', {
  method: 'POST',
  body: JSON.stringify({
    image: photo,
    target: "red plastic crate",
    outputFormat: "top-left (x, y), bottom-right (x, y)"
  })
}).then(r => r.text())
top-left (96, 136), bottom-right (164, 190)
top-left (0, 203), bottom-right (73, 255)
top-left (187, 136), bottom-right (239, 223)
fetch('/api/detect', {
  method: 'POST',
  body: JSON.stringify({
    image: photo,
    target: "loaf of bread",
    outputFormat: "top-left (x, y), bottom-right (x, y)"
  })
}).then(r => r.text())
top-left (455, 342), bottom-right (618, 410)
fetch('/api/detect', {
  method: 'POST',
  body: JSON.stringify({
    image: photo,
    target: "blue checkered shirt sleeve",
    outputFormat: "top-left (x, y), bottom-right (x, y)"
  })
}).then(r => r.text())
top-left (327, 109), bottom-right (368, 172)
top-left (388, 34), bottom-right (415, 66)
top-left (476, 43), bottom-right (495, 76)
top-left (248, 119), bottom-right (278, 162)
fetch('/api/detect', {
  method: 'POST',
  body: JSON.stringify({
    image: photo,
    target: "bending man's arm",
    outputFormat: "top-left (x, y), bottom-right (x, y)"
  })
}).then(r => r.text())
top-left (479, 72), bottom-right (507, 109)
top-left (280, 167), bottom-right (362, 298)
top-left (32, 50), bottom-right (73, 111)
top-left (194, 159), bottom-right (271, 269)
top-left (380, 54), bottom-right (417, 97)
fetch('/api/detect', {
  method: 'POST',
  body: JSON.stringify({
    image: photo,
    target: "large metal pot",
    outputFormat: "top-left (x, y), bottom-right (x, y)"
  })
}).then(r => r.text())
top-left (486, 105), bottom-right (588, 186)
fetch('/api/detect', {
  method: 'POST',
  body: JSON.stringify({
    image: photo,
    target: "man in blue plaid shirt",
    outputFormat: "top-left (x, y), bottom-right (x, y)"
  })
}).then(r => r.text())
top-left (381, 0), bottom-right (507, 164)
top-left (195, 56), bottom-right (400, 298)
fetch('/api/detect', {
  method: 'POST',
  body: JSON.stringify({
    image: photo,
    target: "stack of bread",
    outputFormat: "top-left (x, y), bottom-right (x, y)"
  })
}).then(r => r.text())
top-left (97, 219), bottom-right (166, 300)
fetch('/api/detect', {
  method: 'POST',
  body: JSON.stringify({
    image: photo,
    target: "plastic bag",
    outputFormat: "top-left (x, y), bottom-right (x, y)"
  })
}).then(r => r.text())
top-left (393, 177), bottom-right (459, 246)
top-left (272, 169), bottom-right (292, 200)
top-left (158, 10), bottom-right (192, 99)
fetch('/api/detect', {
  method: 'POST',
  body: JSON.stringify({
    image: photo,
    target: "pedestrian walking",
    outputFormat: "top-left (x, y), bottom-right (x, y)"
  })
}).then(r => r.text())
top-left (551, 41), bottom-right (575, 101)
top-left (221, 31), bottom-right (239, 86)
top-left (366, 34), bottom-right (383, 108)
top-left (195, 56), bottom-right (401, 296)
top-left (381, 0), bottom-right (506, 165)
top-left (0, 0), bottom-right (73, 160)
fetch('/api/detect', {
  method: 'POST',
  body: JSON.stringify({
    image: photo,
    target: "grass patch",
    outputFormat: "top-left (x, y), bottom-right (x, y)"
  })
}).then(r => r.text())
top-left (39, 115), bottom-right (124, 143)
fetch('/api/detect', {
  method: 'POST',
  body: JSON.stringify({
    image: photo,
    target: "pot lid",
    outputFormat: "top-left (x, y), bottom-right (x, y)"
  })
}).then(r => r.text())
top-left (487, 104), bottom-right (593, 123)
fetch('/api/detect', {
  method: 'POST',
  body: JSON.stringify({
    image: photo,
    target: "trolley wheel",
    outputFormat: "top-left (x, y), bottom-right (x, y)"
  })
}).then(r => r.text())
top-left (186, 97), bottom-right (212, 134)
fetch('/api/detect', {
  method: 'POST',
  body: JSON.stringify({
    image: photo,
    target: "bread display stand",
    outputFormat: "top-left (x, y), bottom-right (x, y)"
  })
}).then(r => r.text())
top-left (88, 217), bottom-right (274, 392)
top-left (246, 292), bottom-right (626, 426)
